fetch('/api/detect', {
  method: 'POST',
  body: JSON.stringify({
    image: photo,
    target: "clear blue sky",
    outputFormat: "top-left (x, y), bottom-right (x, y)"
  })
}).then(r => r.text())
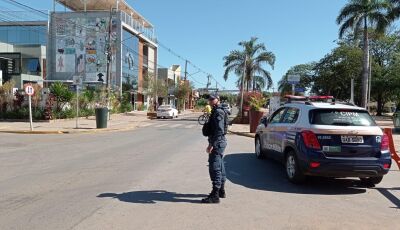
top-left (16, 0), bottom-right (348, 90)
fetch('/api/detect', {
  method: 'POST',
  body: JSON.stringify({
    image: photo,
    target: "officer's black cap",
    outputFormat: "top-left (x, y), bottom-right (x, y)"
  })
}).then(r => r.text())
top-left (208, 94), bottom-right (220, 101)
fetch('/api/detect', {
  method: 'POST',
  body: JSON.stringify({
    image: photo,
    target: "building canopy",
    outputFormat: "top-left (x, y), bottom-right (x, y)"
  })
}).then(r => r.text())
top-left (55, 0), bottom-right (153, 28)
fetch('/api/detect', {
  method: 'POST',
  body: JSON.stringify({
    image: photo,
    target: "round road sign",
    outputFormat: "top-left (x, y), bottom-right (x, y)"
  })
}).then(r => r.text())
top-left (25, 85), bottom-right (34, 96)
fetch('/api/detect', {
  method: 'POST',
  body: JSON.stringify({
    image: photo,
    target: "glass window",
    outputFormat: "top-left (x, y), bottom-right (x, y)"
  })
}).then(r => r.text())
top-left (309, 109), bottom-right (377, 126)
top-left (0, 25), bottom-right (47, 45)
top-left (122, 29), bottom-right (139, 92)
top-left (270, 108), bottom-right (286, 124)
top-left (282, 108), bottom-right (299, 123)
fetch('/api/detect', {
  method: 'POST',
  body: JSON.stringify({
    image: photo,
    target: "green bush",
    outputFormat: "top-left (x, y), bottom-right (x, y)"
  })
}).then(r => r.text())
top-left (50, 82), bottom-right (74, 111)
top-left (80, 108), bottom-right (95, 117)
top-left (0, 107), bottom-right (45, 120)
top-left (196, 98), bottom-right (208, 107)
top-left (119, 92), bottom-right (132, 113)
top-left (53, 108), bottom-right (75, 119)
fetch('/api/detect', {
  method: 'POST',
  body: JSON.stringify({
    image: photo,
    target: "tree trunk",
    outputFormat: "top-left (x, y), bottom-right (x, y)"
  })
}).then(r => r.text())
top-left (377, 95), bottom-right (383, 116)
top-left (361, 17), bottom-right (370, 108)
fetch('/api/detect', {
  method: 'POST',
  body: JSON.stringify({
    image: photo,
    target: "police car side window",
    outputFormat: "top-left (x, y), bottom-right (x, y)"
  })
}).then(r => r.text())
top-left (270, 108), bottom-right (286, 124)
top-left (282, 108), bottom-right (299, 124)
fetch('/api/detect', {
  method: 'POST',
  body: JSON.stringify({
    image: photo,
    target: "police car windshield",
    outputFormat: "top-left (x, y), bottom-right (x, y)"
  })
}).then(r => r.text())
top-left (309, 109), bottom-right (376, 126)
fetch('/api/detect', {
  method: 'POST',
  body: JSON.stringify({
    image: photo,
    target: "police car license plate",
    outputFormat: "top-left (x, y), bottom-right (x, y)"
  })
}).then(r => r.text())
top-left (341, 136), bottom-right (364, 144)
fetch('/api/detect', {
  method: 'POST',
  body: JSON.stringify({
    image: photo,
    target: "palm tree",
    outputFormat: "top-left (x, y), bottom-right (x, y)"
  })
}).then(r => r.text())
top-left (223, 37), bottom-right (275, 92)
top-left (337, 0), bottom-right (391, 108)
top-left (387, 0), bottom-right (400, 19)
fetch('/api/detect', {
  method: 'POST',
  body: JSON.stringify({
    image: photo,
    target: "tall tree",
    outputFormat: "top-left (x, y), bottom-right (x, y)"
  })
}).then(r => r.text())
top-left (223, 37), bottom-right (275, 92)
top-left (337, 0), bottom-right (391, 108)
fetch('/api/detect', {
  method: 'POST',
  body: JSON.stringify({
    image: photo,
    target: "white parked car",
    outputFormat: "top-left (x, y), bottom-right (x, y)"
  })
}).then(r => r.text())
top-left (157, 105), bottom-right (178, 119)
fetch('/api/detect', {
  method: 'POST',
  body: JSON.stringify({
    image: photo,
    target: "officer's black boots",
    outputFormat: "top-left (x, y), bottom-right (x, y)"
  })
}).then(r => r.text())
top-left (219, 184), bottom-right (226, 198)
top-left (201, 188), bottom-right (220, 204)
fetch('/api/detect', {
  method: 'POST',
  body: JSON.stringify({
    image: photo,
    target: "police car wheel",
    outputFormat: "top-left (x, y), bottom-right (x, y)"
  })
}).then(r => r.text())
top-left (359, 176), bottom-right (383, 187)
top-left (255, 137), bottom-right (264, 159)
top-left (285, 151), bottom-right (305, 184)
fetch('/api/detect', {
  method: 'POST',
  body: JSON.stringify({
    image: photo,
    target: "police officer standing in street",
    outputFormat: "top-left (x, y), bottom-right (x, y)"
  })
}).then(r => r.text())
top-left (202, 94), bottom-right (228, 204)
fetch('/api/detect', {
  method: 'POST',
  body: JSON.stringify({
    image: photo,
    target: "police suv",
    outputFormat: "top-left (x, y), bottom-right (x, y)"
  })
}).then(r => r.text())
top-left (255, 96), bottom-right (391, 185)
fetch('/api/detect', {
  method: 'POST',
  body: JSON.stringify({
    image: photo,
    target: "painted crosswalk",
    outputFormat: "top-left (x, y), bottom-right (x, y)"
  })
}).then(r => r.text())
top-left (138, 121), bottom-right (201, 130)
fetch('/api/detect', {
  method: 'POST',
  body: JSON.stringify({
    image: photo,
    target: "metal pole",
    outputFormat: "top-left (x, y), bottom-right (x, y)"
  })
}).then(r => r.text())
top-left (292, 84), bottom-right (295, 96)
top-left (29, 95), bottom-right (33, 131)
top-left (239, 58), bottom-right (246, 116)
top-left (350, 78), bottom-right (354, 104)
top-left (76, 85), bottom-right (79, 129)
top-left (106, 8), bottom-right (113, 120)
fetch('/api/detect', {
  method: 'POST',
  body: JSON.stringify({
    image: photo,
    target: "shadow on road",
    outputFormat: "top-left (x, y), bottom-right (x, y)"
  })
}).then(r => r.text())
top-left (374, 187), bottom-right (400, 209)
top-left (97, 190), bottom-right (206, 204)
top-left (225, 153), bottom-right (367, 195)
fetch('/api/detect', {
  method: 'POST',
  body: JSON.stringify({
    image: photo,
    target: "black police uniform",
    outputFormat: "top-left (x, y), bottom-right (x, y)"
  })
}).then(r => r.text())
top-left (202, 103), bottom-right (227, 203)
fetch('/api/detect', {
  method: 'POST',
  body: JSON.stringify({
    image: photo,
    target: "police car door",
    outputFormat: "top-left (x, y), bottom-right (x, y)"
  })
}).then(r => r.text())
top-left (276, 107), bottom-right (300, 161)
top-left (265, 107), bottom-right (287, 160)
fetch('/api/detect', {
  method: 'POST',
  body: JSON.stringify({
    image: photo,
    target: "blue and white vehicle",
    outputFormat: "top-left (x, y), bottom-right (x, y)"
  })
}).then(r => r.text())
top-left (255, 97), bottom-right (391, 185)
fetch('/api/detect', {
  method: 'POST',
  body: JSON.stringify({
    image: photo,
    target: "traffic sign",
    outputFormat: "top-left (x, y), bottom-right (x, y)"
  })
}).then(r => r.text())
top-left (295, 87), bottom-right (305, 93)
top-left (288, 74), bottom-right (301, 84)
top-left (25, 85), bottom-right (34, 131)
top-left (25, 85), bottom-right (34, 96)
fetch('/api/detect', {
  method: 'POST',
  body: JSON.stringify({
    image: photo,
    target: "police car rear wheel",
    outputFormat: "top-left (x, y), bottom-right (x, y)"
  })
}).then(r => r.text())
top-left (285, 151), bottom-right (305, 184)
top-left (255, 137), bottom-right (264, 159)
top-left (359, 176), bottom-right (383, 186)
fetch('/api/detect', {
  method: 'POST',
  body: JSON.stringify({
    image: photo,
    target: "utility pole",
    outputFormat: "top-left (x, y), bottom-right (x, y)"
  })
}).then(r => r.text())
top-left (106, 8), bottom-right (115, 120)
top-left (184, 60), bottom-right (188, 80)
top-left (207, 75), bottom-right (211, 90)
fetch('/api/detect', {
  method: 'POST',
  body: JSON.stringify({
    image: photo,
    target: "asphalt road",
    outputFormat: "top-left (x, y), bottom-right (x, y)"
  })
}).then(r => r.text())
top-left (1, 118), bottom-right (400, 230)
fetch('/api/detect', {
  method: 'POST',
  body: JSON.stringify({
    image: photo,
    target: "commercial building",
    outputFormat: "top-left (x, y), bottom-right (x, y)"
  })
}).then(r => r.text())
top-left (47, 0), bottom-right (157, 109)
top-left (158, 65), bottom-right (181, 106)
top-left (0, 21), bottom-right (47, 89)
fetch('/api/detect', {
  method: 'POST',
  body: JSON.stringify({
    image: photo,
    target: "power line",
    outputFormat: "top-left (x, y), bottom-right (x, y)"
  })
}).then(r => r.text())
top-left (157, 41), bottom-right (226, 89)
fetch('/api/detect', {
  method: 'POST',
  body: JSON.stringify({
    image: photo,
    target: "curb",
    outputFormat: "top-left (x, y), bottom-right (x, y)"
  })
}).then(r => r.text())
top-left (0, 130), bottom-right (69, 134)
top-left (228, 130), bottom-right (255, 138)
top-left (0, 123), bottom-right (140, 135)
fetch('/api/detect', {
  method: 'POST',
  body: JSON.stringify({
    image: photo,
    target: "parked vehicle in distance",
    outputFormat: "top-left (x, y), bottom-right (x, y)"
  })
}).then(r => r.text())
top-left (221, 103), bottom-right (232, 115)
top-left (157, 105), bottom-right (178, 119)
top-left (255, 96), bottom-right (391, 185)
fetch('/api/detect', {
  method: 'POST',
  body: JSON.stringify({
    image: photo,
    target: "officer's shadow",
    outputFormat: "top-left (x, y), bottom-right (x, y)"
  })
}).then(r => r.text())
top-left (97, 190), bottom-right (206, 204)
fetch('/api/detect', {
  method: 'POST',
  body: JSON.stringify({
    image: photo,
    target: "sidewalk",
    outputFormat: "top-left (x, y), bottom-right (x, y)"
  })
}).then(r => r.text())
top-left (0, 112), bottom-right (149, 134)
top-left (0, 110), bottom-right (199, 134)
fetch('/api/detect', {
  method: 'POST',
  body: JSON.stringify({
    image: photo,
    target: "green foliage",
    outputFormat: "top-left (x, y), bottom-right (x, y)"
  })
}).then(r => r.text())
top-left (174, 81), bottom-right (193, 111)
top-left (219, 93), bottom-right (237, 105)
top-left (312, 43), bottom-right (363, 101)
top-left (50, 82), bottom-right (74, 111)
top-left (248, 92), bottom-right (267, 111)
top-left (278, 63), bottom-right (315, 95)
top-left (119, 92), bottom-right (133, 113)
top-left (143, 72), bottom-right (168, 112)
top-left (53, 108), bottom-right (75, 119)
top-left (196, 98), bottom-right (208, 107)
top-left (223, 37), bottom-right (275, 91)
top-left (0, 80), bottom-right (16, 112)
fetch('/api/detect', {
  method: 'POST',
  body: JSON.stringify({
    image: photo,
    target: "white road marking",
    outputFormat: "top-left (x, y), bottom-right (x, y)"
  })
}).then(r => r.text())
top-left (169, 124), bottom-right (182, 128)
top-left (185, 125), bottom-right (196, 129)
top-left (154, 124), bottom-right (168, 128)
top-left (140, 123), bottom-right (153, 127)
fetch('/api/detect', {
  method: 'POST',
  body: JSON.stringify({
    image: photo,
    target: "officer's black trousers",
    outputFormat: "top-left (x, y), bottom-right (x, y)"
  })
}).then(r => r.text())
top-left (208, 142), bottom-right (227, 189)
